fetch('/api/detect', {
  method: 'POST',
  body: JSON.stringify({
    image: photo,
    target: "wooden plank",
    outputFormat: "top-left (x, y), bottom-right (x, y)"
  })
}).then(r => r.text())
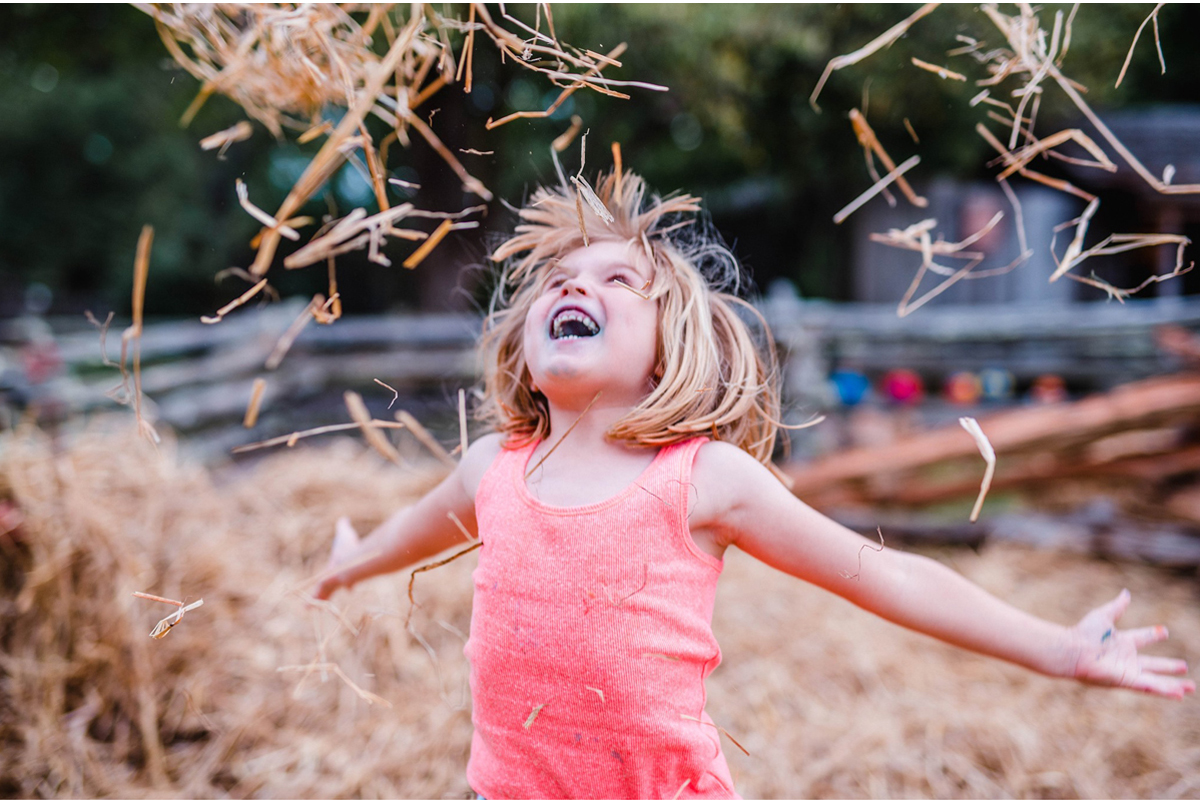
top-left (785, 372), bottom-right (1200, 496)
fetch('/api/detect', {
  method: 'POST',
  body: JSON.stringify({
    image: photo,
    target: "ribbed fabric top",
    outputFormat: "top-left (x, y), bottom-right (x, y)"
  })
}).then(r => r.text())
top-left (465, 437), bottom-right (738, 800)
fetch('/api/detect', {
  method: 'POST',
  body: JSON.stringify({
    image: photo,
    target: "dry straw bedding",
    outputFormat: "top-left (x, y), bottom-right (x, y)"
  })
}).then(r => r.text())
top-left (1, 421), bottom-right (1197, 798)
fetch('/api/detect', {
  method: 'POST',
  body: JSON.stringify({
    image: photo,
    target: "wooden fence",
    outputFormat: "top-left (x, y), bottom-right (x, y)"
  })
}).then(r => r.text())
top-left (45, 294), bottom-right (1200, 460)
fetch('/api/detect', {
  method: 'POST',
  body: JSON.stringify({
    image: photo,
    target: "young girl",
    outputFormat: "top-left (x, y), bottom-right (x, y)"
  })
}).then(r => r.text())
top-left (314, 163), bottom-right (1193, 799)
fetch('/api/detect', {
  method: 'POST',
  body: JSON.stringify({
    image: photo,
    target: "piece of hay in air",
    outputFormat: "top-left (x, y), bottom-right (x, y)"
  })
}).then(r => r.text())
top-left (959, 416), bottom-right (996, 523)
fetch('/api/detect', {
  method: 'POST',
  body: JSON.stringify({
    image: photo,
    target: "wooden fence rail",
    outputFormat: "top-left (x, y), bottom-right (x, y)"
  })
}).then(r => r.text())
top-left (45, 295), bottom-right (1200, 458)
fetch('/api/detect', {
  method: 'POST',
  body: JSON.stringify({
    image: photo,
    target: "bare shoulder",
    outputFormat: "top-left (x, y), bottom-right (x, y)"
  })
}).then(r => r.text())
top-left (689, 440), bottom-right (782, 534)
top-left (458, 432), bottom-right (506, 498)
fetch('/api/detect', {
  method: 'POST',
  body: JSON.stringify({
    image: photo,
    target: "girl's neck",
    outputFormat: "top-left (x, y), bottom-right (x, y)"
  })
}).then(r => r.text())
top-left (525, 395), bottom-right (658, 507)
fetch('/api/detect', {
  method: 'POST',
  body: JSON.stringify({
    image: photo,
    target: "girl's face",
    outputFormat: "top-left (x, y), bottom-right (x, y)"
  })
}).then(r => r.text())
top-left (522, 240), bottom-right (659, 409)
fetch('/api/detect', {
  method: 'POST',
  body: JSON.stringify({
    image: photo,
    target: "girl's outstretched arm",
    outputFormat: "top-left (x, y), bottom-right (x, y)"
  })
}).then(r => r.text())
top-left (690, 441), bottom-right (1195, 700)
top-left (313, 433), bottom-right (503, 599)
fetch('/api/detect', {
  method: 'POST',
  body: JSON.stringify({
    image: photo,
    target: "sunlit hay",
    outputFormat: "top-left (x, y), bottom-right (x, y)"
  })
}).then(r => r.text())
top-left (706, 545), bottom-right (1200, 799)
top-left (0, 420), bottom-right (472, 797)
top-left (822, 5), bottom-right (1199, 310)
top-left (140, 4), bottom-right (656, 293)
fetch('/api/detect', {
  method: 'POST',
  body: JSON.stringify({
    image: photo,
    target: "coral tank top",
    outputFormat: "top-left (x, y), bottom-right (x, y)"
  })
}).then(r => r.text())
top-left (465, 437), bottom-right (739, 799)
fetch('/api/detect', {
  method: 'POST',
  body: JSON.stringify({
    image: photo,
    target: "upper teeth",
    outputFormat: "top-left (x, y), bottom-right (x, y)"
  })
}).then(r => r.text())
top-left (551, 309), bottom-right (599, 339)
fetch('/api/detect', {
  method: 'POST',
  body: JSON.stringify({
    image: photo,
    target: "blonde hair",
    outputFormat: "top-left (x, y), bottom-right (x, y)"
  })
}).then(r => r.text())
top-left (478, 162), bottom-right (783, 465)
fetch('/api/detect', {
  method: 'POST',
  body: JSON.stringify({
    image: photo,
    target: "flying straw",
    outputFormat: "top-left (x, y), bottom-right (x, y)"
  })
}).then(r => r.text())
top-left (959, 417), bottom-right (996, 523)
top-left (834, 155), bottom-right (921, 224)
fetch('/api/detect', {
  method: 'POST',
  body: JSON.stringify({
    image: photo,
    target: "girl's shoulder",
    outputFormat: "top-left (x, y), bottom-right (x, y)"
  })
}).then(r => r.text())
top-left (689, 439), bottom-right (786, 533)
top-left (458, 432), bottom-right (507, 500)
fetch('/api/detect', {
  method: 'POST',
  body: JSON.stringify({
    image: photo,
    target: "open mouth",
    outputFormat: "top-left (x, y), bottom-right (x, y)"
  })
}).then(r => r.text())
top-left (550, 307), bottom-right (600, 340)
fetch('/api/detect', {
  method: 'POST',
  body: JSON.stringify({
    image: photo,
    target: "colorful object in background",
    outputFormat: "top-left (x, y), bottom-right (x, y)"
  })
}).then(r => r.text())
top-left (979, 367), bottom-right (1016, 401)
top-left (944, 371), bottom-right (982, 405)
top-left (880, 369), bottom-right (924, 405)
top-left (1030, 373), bottom-right (1068, 404)
top-left (831, 369), bottom-right (871, 407)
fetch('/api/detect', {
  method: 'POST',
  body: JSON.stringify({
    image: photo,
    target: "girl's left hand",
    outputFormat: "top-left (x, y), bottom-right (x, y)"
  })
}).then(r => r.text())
top-left (1068, 589), bottom-right (1195, 699)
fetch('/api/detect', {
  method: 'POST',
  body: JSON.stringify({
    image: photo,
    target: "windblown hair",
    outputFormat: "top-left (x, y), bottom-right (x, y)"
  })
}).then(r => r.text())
top-left (478, 163), bottom-right (783, 465)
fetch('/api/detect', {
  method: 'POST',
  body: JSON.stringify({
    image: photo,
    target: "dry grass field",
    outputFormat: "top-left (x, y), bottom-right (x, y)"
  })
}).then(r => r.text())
top-left (2, 419), bottom-right (1197, 798)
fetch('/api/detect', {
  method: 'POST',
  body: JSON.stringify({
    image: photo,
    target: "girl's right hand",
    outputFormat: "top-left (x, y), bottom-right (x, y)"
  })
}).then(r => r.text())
top-left (313, 516), bottom-right (361, 600)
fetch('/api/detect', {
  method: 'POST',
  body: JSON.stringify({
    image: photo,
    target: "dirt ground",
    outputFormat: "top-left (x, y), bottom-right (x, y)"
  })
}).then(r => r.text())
top-left (1, 419), bottom-right (1197, 798)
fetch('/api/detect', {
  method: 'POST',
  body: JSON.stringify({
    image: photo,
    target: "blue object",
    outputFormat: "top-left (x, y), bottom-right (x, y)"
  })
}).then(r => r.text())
top-left (831, 369), bottom-right (871, 406)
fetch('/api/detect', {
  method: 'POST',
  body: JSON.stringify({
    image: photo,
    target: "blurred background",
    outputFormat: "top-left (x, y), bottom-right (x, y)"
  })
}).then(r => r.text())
top-left (2, 3), bottom-right (1200, 468)
top-left (3, 4), bottom-right (1199, 315)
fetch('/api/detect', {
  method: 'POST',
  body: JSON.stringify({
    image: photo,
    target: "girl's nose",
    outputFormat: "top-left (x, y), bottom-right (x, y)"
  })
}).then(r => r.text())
top-left (559, 277), bottom-right (589, 296)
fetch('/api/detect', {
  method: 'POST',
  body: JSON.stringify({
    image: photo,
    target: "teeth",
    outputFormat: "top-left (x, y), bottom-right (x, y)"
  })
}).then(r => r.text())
top-left (551, 309), bottom-right (600, 339)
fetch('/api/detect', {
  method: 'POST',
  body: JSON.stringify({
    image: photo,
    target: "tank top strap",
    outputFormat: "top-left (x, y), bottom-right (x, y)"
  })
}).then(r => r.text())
top-left (636, 436), bottom-right (709, 525)
top-left (476, 438), bottom-right (538, 511)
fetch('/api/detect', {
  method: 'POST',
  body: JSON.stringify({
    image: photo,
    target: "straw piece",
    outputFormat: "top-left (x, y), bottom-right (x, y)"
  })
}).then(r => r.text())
top-left (959, 417), bottom-right (996, 523)
top-left (150, 599), bottom-right (205, 639)
top-left (446, 511), bottom-right (477, 543)
top-left (201, 278), bottom-right (269, 325)
top-left (680, 714), bottom-right (751, 756)
top-left (232, 420), bottom-right (408, 454)
top-left (552, 115), bottom-right (584, 153)
top-left (297, 120), bottom-right (333, 144)
top-left (373, 378), bottom-right (400, 410)
top-left (84, 310), bottom-right (117, 367)
top-left (199, 120), bottom-right (252, 152)
top-left (404, 541), bottom-right (482, 628)
top-left (402, 218), bottom-right (454, 269)
top-left (839, 528), bottom-right (885, 581)
top-left (1116, 2), bottom-right (1166, 88)
top-left (236, 179), bottom-right (300, 241)
top-left (485, 42), bottom-right (629, 129)
top-left (458, 388), bottom-right (469, 457)
top-left (344, 391), bottom-right (405, 467)
top-left (265, 297), bottom-right (318, 370)
top-left (243, 378), bottom-right (267, 429)
top-left (810, 3), bottom-right (941, 111)
top-left (834, 155), bottom-right (921, 225)
top-left (277, 663), bottom-right (392, 708)
top-left (911, 57), bottom-right (966, 81)
top-left (849, 110), bottom-right (927, 208)
top-left (523, 703), bottom-right (546, 730)
top-left (395, 410), bottom-right (457, 468)
top-left (903, 118), bottom-right (919, 144)
top-left (119, 225), bottom-right (160, 444)
top-left (525, 392), bottom-right (602, 479)
top-left (133, 591), bottom-right (184, 607)
top-left (574, 189), bottom-right (589, 247)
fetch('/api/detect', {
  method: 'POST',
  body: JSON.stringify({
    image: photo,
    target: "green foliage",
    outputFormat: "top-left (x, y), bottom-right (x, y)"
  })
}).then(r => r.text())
top-left (2, 4), bottom-right (1197, 315)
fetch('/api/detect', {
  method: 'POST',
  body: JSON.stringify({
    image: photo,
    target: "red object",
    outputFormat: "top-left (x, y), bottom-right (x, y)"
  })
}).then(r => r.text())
top-left (881, 369), bottom-right (925, 405)
top-left (1030, 374), bottom-right (1067, 404)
